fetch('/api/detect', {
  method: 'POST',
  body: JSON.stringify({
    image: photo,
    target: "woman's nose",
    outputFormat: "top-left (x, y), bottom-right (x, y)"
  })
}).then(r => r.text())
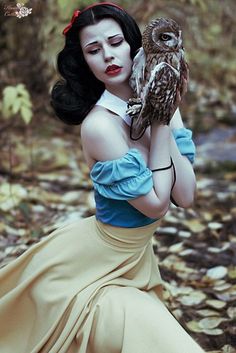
top-left (103, 45), bottom-right (114, 62)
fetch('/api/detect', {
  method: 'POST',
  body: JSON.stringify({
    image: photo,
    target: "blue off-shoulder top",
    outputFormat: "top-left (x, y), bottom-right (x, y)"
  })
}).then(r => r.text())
top-left (90, 90), bottom-right (196, 228)
top-left (90, 149), bottom-right (157, 228)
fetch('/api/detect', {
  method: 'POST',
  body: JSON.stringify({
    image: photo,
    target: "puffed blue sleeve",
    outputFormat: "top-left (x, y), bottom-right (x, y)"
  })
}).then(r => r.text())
top-left (172, 128), bottom-right (196, 164)
top-left (90, 149), bottom-right (153, 200)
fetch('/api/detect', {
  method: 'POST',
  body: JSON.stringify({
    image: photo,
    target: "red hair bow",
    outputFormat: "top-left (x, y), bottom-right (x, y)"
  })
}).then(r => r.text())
top-left (63, 10), bottom-right (81, 35)
top-left (62, 2), bottom-right (124, 35)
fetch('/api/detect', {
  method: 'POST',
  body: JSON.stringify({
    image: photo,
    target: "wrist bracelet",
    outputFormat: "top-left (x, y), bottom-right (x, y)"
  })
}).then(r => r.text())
top-left (151, 158), bottom-right (173, 173)
top-left (171, 158), bottom-right (176, 191)
top-left (151, 158), bottom-right (178, 205)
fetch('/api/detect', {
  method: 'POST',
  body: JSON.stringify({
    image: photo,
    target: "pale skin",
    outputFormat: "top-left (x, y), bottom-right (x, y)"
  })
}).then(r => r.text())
top-left (80, 18), bottom-right (196, 219)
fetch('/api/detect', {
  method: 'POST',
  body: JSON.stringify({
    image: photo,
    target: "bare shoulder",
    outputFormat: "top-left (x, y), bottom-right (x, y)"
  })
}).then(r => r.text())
top-left (81, 105), bottom-right (128, 163)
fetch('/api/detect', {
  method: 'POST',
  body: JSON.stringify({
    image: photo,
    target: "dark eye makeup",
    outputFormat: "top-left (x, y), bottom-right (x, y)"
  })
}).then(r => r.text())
top-left (87, 38), bottom-right (124, 55)
top-left (88, 49), bottom-right (100, 55)
top-left (110, 38), bottom-right (124, 46)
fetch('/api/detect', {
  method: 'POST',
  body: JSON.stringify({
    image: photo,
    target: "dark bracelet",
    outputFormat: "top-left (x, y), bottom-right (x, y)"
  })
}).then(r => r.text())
top-left (170, 159), bottom-right (179, 206)
top-left (151, 158), bottom-right (173, 173)
top-left (152, 158), bottom-right (178, 205)
top-left (171, 158), bottom-right (176, 191)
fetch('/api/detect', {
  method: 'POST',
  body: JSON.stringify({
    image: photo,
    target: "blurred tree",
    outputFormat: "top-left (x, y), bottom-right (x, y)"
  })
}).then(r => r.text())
top-left (0, 0), bottom-right (235, 130)
top-left (0, 0), bottom-right (47, 93)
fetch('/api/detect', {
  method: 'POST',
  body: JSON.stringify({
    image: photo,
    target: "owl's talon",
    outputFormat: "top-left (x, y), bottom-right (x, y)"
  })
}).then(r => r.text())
top-left (128, 98), bottom-right (142, 105)
top-left (127, 98), bottom-right (143, 116)
top-left (126, 104), bottom-right (142, 116)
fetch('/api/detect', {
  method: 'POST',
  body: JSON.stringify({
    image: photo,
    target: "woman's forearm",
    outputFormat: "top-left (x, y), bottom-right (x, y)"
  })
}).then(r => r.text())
top-left (169, 108), bottom-right (196, 207)
top-left (170, 134), bottom-right (196, 207)
top-left (149, 123), bottom-right (173, 208)
top-left (169, 108), bottom-right (184, 129)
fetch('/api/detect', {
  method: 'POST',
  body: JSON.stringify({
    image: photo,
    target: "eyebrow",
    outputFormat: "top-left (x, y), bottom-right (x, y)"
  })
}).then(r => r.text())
top-left (84, 34), bottom-right (123, 48)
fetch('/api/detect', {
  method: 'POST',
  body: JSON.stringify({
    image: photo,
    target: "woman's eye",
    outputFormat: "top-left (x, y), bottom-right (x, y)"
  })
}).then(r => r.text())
top-left (160, 34), bottom-right (171, 41)
top-left (88, 49), bottom-right (99, 55)
top-left (86, 38), bottom-right (124, 54)
top-left (111, 39), bottom-right (123, 46)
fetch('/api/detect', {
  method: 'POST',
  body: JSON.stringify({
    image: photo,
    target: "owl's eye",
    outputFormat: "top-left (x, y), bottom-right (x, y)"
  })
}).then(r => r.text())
top-left (159, 34), bottom-right (172, 41)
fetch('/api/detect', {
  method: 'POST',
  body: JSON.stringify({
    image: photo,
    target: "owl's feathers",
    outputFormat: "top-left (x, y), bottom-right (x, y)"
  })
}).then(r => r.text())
top-left (127, 17), bottom-right (188, 140)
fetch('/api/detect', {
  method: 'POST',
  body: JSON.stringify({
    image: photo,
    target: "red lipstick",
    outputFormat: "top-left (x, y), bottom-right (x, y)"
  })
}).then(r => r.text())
top-left (105, 65), bottom-right (122, 75)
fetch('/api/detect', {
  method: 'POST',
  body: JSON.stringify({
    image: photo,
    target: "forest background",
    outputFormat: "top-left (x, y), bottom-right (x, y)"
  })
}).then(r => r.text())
top-left (0, 0), bottom-right (236, 352)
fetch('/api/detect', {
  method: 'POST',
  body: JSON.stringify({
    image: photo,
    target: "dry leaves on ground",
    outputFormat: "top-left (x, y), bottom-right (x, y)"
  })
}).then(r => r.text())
top-left (0, 125), bottom-right (236, 352)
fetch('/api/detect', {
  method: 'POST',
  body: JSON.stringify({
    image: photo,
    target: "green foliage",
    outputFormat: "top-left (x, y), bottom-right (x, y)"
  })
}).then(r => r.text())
top-left (56, 0), bottom-right (78, 20)
top-left (56, 0), bottom-right (91, 20)
top-left (188, 0), bottom-right (207, 11)
top-left (0, 0), bottom-right (235, 132)
top-left (0, 84), bottom-right (33, 124)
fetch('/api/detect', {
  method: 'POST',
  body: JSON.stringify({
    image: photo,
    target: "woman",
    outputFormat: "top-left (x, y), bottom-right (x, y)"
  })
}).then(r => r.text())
top-left (0, 3), bottom-right (204, 352)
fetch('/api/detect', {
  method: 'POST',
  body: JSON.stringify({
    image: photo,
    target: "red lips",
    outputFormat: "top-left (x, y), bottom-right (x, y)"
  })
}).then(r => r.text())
top-left (105, 65), bottom-right (122, 75)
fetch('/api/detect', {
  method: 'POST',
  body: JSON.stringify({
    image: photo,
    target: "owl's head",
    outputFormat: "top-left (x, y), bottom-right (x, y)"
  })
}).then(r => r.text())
top-left (142, 18), bottom-right (183, 53)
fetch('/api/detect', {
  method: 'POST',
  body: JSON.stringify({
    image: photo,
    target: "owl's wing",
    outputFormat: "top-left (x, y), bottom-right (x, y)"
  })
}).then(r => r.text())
top-left (129, 47), bottom-right (146, 96)
top-left (179, 57), bottom-right (189, 96)
top-left (140, 62), bottom-right (179, 113)
top-left (130, 63), bottom-right (179, 139)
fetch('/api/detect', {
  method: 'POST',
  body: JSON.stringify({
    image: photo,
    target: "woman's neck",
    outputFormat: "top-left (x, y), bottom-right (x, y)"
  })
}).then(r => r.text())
top-left (105, 83), bottom-right (133, 102)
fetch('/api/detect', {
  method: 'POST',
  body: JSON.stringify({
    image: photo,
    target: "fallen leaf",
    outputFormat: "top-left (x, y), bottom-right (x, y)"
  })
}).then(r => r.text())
top-left (208, 243), bottom-right (230, 253)
top-left (196, 309), bottom-right (220, 317)
top-left (178, 230), bottom-right (192, 238)
top-left (206, 266), bottom-right (227, 280)
top-left (201, 328), bottom-right (224, 335)
top-left (198, 317), bottom-right (227, 329)
top-left (228, 266), bottom-right (236, 279)
top-left (206, 299), bottom-right (226, 309)
top-left (214, 283), bottom-right (231, 292)
top-left (183, 219), bottom-right (206, 233)
top-left (186, 320), bottom-right (203, 333)
top-left (179, 249), bottom-right (195, 256)
top-left (208, 222), bottom-right (223, 230)
top-left (61, 191), bottom-right (82, 204)
top-left (227, 307), bottom-right (236, 319)
top-left (178, 291), bottom-right (206, 306)
top-left (0, 183), bottom-right (28, 211)
top-left (222, 344), bottom-right (236, 353)
top-left (157, 226), bottom-right (177, 235)
top-left (169, 242), bottom-right (184, 253)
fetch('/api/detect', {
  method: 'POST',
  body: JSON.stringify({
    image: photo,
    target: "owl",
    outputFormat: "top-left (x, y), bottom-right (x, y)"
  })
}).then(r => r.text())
top-left (127, 17), bottom-right (188, 140)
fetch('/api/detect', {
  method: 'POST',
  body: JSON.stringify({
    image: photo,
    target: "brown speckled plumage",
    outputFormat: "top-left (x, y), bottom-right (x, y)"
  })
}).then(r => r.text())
top-left (127, 18), bottom-right (188, 140)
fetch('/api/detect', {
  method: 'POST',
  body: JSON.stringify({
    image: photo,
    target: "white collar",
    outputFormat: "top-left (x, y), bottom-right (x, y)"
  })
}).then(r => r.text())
top-left (95, 90), bottom-right (132, 127)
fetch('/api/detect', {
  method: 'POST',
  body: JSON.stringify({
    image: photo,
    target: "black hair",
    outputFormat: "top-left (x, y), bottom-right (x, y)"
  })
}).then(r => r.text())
top-left (51, 4), bottom-right (142, 125)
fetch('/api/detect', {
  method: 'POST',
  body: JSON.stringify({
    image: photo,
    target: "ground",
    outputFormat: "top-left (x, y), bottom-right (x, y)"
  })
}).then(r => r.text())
top-left (0, 123), bottom-right (235, 352)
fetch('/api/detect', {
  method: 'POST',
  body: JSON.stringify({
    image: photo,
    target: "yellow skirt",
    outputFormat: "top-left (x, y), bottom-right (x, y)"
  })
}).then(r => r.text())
top-left (0, 216), bottom-right (204, 353)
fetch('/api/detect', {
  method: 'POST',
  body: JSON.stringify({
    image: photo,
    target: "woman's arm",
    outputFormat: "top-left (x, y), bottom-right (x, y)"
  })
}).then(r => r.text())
top-left (129, 123), bottom-right (173, 218)
top-left (169, 109), bottom-right (196, 207)
top-left (129, 110), bottom-right (196, 217)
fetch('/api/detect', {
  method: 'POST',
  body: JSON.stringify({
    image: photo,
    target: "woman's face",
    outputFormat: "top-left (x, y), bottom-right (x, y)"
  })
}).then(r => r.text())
top-left (79, 18), bottom-right (133, 92)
